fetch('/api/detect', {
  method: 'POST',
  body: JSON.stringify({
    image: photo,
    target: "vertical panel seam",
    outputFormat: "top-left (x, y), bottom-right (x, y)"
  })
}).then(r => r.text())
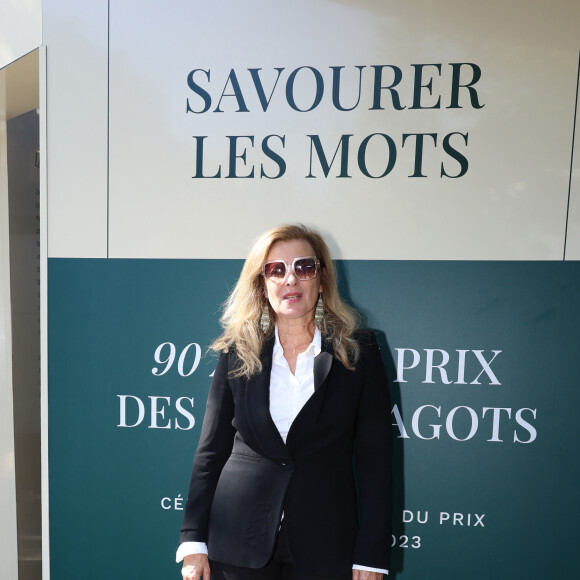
top-left (563, 50), bottom-right (580, 261)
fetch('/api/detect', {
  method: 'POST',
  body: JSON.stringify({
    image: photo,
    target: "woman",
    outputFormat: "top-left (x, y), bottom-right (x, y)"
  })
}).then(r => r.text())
top-left (178, 225), bottom-right (392, 580)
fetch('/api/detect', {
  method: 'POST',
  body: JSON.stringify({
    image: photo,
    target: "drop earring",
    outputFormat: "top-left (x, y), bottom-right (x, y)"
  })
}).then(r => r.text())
top-left (314, 293), bottom-right (324, 329)
top-left (260, 305), bottom-right (271, 333)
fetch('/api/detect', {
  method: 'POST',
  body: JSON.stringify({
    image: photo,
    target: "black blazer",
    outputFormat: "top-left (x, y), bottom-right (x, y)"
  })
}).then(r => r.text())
top-left (180, 331), bottom-right (392, 575)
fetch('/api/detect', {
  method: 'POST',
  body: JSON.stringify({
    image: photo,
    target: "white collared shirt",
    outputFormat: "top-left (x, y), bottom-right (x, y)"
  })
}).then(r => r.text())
top-left (268, 325), bottom-right (321, 443)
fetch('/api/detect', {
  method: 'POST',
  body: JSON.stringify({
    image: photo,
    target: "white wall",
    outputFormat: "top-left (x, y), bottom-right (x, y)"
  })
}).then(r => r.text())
top-left (0, 0), bottom-right (42, 565)
top-left (0, 64), bottom-right (20, 580)
top-left (0, 0), bottom-right (42, 70)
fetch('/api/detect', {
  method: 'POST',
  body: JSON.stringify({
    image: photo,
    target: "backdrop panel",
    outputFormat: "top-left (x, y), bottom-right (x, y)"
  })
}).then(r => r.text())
top-left (104, 0), bottom-right (580, 260)
top-left (43, 2), bottom-right (580, 579)
top-left (44, 0), bottom-right (109, 258)
top-left (48, 258), bottom-right (579, 578)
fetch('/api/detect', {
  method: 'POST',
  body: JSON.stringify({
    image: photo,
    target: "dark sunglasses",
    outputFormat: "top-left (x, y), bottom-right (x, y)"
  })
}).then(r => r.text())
top-left (262, 256), bottom-right (320, 282)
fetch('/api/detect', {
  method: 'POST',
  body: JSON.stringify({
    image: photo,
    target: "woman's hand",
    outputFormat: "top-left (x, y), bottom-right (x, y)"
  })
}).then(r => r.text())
top-left (182, 553), bottom-right (210, 580)
top-left (352, 570), bottom-right (383, 580)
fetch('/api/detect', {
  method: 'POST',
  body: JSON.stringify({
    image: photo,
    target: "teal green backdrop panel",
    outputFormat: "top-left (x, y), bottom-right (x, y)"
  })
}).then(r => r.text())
top-left (48, 259), bottom-right (579, 579)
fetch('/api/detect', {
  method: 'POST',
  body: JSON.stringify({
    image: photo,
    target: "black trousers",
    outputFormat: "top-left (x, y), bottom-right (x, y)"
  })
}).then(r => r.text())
top-left (210, 522), bottom-right (352, 580)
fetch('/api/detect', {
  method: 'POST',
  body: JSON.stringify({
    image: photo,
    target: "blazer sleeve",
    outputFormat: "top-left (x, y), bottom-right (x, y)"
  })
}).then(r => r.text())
top-left (180, 350), bottom-right (236, 544)
top-left (352, 332), bottom-right (393, 570)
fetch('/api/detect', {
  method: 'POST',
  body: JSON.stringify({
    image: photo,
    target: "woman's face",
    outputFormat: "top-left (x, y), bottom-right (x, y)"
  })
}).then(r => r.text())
top-left (264, 239), bottom-right (322, 326)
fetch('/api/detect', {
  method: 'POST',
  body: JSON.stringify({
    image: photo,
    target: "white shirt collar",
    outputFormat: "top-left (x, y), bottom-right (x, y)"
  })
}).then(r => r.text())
top-left (273, 325), bottom-right (322, 361)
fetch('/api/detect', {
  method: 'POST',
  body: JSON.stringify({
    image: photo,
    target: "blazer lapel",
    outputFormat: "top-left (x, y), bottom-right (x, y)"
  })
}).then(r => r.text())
top-left (244, 335), bottom-right (289, 460)
top-left (313, 337), bottom-right (333, 391)
top-left (286, 337), bottom-right (334, 450)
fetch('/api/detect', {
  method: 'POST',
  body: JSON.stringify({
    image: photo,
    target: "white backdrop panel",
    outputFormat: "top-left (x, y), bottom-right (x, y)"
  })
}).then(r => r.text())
top-left (41, 0), bottom-right (580, 259)
top-left (105, 0), bottom-right (579, 260)
top-left (44, 0), bottom-right (108, 258)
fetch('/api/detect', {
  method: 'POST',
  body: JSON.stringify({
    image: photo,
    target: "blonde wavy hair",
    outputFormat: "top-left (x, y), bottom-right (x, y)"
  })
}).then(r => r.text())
top-left (211, 224), bottom-right (361, 377)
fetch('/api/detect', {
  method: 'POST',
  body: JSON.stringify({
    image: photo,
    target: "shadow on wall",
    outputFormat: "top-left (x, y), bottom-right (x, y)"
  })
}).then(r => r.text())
top-left (335, 260), bottom-right (404, 578)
